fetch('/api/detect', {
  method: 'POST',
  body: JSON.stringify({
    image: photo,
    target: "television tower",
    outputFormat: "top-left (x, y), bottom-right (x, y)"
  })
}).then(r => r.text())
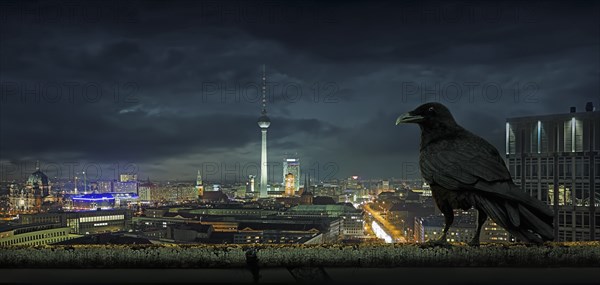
top-left (257, 65), bottom-right (271, 198)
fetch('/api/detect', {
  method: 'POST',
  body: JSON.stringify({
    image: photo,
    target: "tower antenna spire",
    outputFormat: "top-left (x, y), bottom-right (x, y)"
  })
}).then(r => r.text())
top-left (261, 64), bottom-right (267, 115)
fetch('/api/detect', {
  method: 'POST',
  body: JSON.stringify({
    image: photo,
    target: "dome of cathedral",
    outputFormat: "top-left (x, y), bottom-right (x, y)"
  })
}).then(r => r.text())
top-left (27, 169), bottom-right (49, 186)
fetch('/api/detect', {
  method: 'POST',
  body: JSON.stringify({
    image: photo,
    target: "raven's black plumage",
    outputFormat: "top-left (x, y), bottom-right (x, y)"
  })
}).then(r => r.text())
top-left (396, 102), bottom-right (554, 244)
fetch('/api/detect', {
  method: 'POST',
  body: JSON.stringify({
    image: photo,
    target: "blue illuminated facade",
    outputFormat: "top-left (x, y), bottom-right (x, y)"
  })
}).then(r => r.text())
top-left (69, 193), bottom-right (139, 211)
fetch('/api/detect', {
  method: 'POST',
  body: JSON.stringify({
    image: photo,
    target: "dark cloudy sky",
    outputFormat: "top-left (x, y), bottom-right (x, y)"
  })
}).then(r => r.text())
top-left (0, 0), bottom-right (598, 183)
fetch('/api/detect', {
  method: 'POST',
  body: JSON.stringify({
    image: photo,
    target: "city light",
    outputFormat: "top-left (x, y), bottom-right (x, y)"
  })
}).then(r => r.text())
top-left (371, 220), bottom-right (393, 243)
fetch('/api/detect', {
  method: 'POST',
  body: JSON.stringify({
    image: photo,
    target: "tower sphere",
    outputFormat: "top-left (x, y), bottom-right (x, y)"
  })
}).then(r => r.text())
top-left (258, 115), bottom-right (271, 128)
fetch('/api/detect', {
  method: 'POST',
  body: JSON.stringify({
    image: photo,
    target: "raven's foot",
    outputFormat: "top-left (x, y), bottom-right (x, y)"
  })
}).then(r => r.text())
top-left (467, 238), bottom-right (480, 247)
top-left (434, 236), bottom-right (448, 245)
top-left (423, 237), bottom-right (450, 247)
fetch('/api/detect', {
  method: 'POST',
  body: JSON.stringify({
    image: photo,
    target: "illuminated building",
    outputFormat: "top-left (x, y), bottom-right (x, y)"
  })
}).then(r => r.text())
top-left (257, 65), bottom-right (270, 198)
top-left (120, 174), bottom-right (137, 182)
top-left (107, 173), bottom-right (139, 193)
top-left (480, 219), bottom-right (513, 243)
top-left (68, 211), bottom-right (130, 235)
top-left (413, 209), bottom-right (511, 243)
top-left (312, 183), bottom-right (340, 198)
top-left (28, 164), bottom-right (51, 197)
top-left (113, 180), bottom-right (137, 193)
top-left (414, 214), bottom-right (476, 243)
top-left (387, 203), bottom-right (435, 242)
top-left (0, 223), bottom-right (74, 246)
top-left (138, 206), bottom-right (348, 243)
top-left (112, 192), bottom-right (140, 207)
top-left (137, 182), bottom-right (196, 203)
top-left (282, 204), bottom-right (364, 240)
top-left (19, 209), bottom-right (132, 235)
top-left (233, 222), bottom-right (323, 244)
top-left (66, 193), bottom-right (139, 211)
top-left (267, 184), bottom-right (285, 198)
top-left (164, 183), bottom-right (197, 202)
top-left (71, 193), bottom-right (115, 210)
top-left (506, 102), bottom-right (600, 241)
top-left (186, 207), bottom-right (277, 217)
top-left (283, 158), bottom-right (300, 193)
top-left (196, 170), bottom-right (204, 197)
top-left (234, 185), bottom-right (247, 198)
top-left (411, 182), bottom-right (432, 197)
top-left (138, 179), bottom-right (156, 202)
top-left (54, 233), bottom-right (152, 245)
top-left (344, 176), bottom-right (368, 202)
top-left (382, 180), bottom-right (390, 191)
top-left (348, 176), bottom-right (360, 189)
top-left (284, 173), bottom-right (295, 197)
top-left (246, 175), bottom-right (256, 198)
top-left (8, 163), bottom-right (52, 213)
top-left (96, 180), bottom-right (113, 193)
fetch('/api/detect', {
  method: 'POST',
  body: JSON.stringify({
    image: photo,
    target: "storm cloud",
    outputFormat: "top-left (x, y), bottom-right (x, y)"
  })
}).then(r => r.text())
top-left (0, 0), bottom-right (598, 182)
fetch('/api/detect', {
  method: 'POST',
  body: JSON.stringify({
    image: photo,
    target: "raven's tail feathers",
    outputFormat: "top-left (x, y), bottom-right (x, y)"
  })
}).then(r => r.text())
top-left (471, 194), bottom-right (554, 243)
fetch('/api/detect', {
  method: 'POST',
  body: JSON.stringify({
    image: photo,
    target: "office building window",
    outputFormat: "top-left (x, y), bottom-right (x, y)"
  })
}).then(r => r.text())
top-left (507, 122), bottom-right (516, 154)
top-left (594, 121), bottom-right (600, 151)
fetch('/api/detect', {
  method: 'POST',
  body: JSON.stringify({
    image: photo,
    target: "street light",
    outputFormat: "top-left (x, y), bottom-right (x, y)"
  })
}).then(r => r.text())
top-left (83, 171), bottom-right (87, 193)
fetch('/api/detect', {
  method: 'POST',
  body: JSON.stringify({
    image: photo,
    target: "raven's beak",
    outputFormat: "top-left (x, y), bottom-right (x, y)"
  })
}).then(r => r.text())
top-left (396, 112), bottom-right (423, 125)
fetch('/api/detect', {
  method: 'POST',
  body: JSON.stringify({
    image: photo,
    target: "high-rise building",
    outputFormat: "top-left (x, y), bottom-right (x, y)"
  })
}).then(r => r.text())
top-left (506, 102), bottom-right (600, 241)
top-left (113, 180), bottom-right (138, 193)
top-left (382, 180), bottom-right (390, 191)
top-left (138, 179), bottom-right (156, 202)
top-left (257, 65), bottom-right (271, 198)
top-left (246, 175), bottom-right (255, 198)
top-left (97, 181), bottom-right (113, 193)
top-left (284, 173), bottom-right (295, 197)
top-left (119, 174), bottom-right (137, 182)
top-left (283, 158), bottom-right (300, 193)
top-left (114, 173), bottom-right (138, 193)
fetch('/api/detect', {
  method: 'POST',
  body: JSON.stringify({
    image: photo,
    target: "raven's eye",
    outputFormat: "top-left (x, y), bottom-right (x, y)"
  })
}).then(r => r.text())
top-left (428, 106), bottom-right (435, 113)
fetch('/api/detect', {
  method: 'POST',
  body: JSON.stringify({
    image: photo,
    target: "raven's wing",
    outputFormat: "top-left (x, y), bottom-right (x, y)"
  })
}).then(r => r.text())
top-left (420, 134), bottom-right (552, 217)
top-left (421, 133), bottom-right (510, 186)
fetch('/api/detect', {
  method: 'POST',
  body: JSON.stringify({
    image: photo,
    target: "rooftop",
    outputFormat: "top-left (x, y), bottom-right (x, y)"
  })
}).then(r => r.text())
top-left (287, 204), bottom-right (359, 213)
top-left (0, 222), bottom-right (63, 233)
top-left (507, 108), bottom-right (600, 122)
top-left (54, 233), bottom-right (152, 245)
top-left (237, 222), bottom-right (322, 232)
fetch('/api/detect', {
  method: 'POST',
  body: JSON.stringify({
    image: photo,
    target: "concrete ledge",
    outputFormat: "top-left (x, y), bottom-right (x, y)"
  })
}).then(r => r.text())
top-left (1, 242), bottom-right (599, 268)
top-left (1, 268), bottom-right (600, 284)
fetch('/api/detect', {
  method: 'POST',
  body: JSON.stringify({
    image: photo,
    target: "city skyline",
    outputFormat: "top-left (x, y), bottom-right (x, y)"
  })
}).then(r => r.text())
top-left (2, 4), bottom-right (600, 280)
top-left (0, 1), bottom-right (598, 181)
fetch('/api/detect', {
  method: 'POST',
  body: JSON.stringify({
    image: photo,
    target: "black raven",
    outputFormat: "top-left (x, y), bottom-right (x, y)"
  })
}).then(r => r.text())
top-left (396, 102), bottom-right (554, 245)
